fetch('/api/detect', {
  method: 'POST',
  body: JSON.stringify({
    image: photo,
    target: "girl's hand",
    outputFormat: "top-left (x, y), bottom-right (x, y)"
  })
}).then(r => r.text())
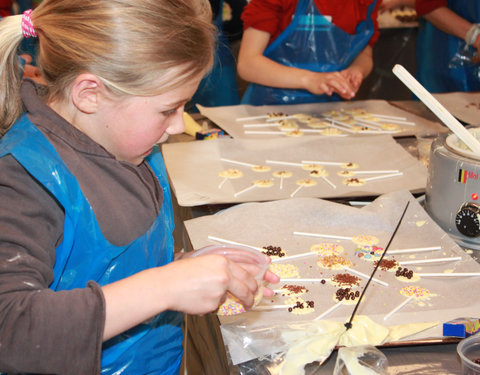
top-left (262, 269), bottom-right (280, 298)
top-left (165, 254), bottom-right (261, 314)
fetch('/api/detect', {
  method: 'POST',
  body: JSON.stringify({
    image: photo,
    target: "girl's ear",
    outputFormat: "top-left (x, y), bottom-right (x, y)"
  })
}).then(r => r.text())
top-left (70, 73), bottom-right (104, 114)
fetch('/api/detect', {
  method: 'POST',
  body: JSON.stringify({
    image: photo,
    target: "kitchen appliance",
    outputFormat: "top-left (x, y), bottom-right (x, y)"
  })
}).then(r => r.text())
top-left (425, 128), bottom-right (480, 250)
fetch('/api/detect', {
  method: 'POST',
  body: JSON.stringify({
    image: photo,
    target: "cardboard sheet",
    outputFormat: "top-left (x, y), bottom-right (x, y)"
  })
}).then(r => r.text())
top-left (184, 190), bottom-right (480, 365)
top-left (433, 92), bottom-right (480, 126)
top-left (162, 135), bottom-right (427, 207)
top-left (197, 100), bottom-right (445, 139)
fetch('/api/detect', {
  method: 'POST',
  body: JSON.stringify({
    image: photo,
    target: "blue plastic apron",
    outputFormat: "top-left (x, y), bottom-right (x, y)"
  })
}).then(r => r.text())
top-left (416, 0), bottom-right (480, 93)
top-left (241, 0), bottom-right (377, 105)
top-left (192, 0), bottom-right (240, 108)
top-left (0, 115), bottom-right (183, 375)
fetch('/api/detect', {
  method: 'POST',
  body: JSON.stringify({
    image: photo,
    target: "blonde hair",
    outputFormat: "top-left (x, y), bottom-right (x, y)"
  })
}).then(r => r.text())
top-left (0, 0), bottom-right (215, 134)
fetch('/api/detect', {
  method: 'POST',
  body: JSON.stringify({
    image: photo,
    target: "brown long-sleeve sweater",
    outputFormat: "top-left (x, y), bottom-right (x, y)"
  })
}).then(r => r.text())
top-left (0, 80), bottom-right (163, 374)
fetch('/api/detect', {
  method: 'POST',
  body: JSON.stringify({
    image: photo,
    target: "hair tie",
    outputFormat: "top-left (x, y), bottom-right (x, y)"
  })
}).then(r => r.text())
top-left (21, 9), bottom-right (37, 38)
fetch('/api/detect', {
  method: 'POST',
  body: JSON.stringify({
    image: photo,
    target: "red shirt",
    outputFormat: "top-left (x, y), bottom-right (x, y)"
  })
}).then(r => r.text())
top-left (0, 0), bottom-right (11, 18)
top-left (415, 0), bottom-right (447, 16)
top-left (242, 0), bottom-right (380, 46)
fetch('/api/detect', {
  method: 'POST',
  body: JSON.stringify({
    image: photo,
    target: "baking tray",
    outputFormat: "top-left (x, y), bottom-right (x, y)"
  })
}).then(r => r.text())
top-left (433, 92), bottom-right (480, 126)
top-left (184, 190), bottom-right (480, 365)
top-left (197, 100), bottom-right (445, 139)
top-left (162, 135), bottom-right (427, 207)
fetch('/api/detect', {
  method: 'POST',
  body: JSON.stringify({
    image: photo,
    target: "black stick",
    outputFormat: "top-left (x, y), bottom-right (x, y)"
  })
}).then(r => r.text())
top-left (344, 201), bottom-right (410, 330)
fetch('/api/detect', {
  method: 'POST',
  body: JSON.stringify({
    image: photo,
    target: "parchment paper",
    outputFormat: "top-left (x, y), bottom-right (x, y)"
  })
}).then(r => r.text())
top-left (162, 135), bottom-right (427, 207)
top-left (184, 190), bottom-right (480, 365)
top-left (433, 92), bottom-right (480, 126)
top-left (197, 100), bottom-right (445, 139)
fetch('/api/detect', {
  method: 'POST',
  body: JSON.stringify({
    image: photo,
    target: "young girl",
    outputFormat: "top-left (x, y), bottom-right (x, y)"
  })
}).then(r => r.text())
top-left (237, 0), bottom-right (381, 105)
top-left (0, 1), bottom-right (278, 374)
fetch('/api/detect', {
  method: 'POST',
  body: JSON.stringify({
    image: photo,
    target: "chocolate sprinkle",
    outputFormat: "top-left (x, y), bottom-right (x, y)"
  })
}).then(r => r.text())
top-left (395, 267), bottom-right (414, 279)
top-left (262, 245), bottom-right (285, 257)
top-left (374, 258), bottom-right (398, 271)
top-left (331, 273), bottom-right (360, 287)
top-left (335, 288), bottom-right (360, 302)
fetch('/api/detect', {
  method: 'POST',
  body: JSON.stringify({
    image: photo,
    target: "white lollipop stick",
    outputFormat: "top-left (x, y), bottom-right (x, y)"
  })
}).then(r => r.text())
top-left (280, 278), bottom-right (330, 282)
top-left (234, 183), bottom-right (257, 197)
top-left (343, 266), bottom-right (389, 287)
top-left (358, 129), bottom-right (400, 134)
top-left (272, 251), bottom-right (317, 263)
top-left (399, 256), bottom-right (462, 265)
top-left (265, 115), bottom-right (294, 122)
top-left (243, 123), bottom-right (281, 128)
top-left (252, 304), bottom-right (295, 311)
top-left (218, 177), bottom-right (228, 189)
top-left (298, 129), bottom-right (324, 133)
top-left (266, 160), bottom-right (304, 167)
top-left (417, 272), bottom-right (480, 277)
top-left (354, 170), bottom-right (400, 174)
top-left (314, 301), bottom-right (344, 321)
top-left (220, 158), bottom-right (255, 167)
top-left (207, 235), bottom-right (264, 252)
top-left (393, 64), bottom-right (480, 155)
top-left (353, 121), bottom-right (383, 130)
top-left (236, 114), bottom-right (268, 122)
top-left (302, 160), bottom-right (348, 166)
top-left (321, 176), bottom-right (337, 189)
top-left (383, 295), bottom-right (415, 321)
top-left (290, 184), bottom-right (304, 197)
top-left (293, 231), bottom-right (353, 240)
top-left (279, 176), bottom-right (284, 189)
top-left (363, 172), bottom-right (403, 182)
top-left (369, 113), bottom-right (407, 121)
top-left (374, 118), bottom-right (415, 126)
top-left (329, 123), bottom-right (356, 134)
top-left (323, 117), bottom-right (355, 129)
top-left (387, 246), bottom-right (441, 254)
top-left (355, 117), bottom-right (415, 127)
top-left (279, 128), bottom-right (323, 133)
top-left (244, 130), bottom-right (285, 135)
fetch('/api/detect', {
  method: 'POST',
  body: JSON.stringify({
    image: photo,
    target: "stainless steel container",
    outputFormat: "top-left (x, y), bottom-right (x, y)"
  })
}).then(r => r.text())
top-left (425, 130), bottom-right (480, 250)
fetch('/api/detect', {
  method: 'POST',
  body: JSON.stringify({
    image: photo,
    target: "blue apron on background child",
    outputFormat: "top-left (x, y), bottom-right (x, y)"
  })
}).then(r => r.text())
top-left (0, 115), bottom-right (183, 375)
top-left (192, 0), bottom-right (240, 108)
top-left (416, 0), bottom-right (480, 93)
top-left (241, 0), bottom-right (377, 105)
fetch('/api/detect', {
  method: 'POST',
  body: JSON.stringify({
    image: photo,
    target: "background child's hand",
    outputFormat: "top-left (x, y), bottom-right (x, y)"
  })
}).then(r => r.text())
top-left (341, 67), bottom-right (364, 93)
top-left (301, 71), bottom-right (355, 99)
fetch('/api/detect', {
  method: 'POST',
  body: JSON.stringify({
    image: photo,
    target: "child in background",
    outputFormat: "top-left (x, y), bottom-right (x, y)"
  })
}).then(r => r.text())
top-left (237, 0), bottom-right (381, 105)
top-left (415, 0), bottom-right (480, 93)
top-left (0, 1), bottom-right (278, 374)
top-left (380, 0), bottom-right (480, 93)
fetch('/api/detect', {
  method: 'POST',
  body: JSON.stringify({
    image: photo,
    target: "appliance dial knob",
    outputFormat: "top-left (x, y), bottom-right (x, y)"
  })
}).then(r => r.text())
top-left (455, 203), bottom-right (480, 237)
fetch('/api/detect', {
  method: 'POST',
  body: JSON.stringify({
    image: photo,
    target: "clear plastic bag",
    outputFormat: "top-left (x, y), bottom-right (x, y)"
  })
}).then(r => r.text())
top-left (333, 345), bottom-right (388, 375)
top-left (221, 319), bottom-right (345, 375)
top-left (448, 43), bottom-right (479, 69)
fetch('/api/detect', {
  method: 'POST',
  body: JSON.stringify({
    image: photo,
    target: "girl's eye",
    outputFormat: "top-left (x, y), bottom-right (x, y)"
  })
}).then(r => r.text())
top-left (162, 108), bottom-right (178, 117)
